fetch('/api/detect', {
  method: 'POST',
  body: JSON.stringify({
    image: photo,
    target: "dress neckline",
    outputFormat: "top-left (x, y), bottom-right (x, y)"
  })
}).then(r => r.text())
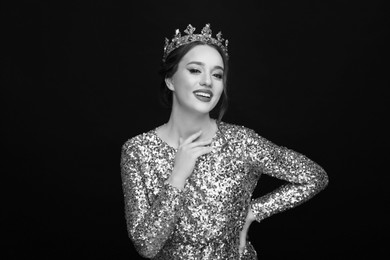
top-left (153, 121), bottom-right (223, 151)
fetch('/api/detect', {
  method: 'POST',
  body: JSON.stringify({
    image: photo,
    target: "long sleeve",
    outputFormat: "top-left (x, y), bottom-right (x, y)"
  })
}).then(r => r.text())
top-left (246, 129), bottom-right (329, 222)
top-left (120, 140), bottom-right (183, 258)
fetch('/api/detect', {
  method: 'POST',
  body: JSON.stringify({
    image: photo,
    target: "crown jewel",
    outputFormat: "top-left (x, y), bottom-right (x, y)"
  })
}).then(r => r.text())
top-left (163, 24), bottom-right (229, 62)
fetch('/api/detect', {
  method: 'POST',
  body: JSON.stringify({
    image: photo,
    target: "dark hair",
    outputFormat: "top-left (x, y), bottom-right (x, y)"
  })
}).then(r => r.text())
top-left (159, 41), bottom-right (229, 123)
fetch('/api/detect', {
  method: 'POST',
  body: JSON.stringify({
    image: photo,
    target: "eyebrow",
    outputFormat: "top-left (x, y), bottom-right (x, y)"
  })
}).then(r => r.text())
top-left (186, 61), bottom-right (224, 71)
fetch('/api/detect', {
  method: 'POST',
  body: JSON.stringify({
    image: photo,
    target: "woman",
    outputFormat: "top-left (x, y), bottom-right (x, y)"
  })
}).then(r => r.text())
top-left (121, 24), bottom-right (328, 259)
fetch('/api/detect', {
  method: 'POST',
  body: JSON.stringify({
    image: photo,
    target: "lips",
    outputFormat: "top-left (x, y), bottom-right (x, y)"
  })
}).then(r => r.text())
top-left (193, 89), bottom-right (213, 99)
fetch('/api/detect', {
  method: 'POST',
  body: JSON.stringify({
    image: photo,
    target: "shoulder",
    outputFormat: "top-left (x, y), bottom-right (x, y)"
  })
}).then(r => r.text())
top-left (219, 121), bottom-right (250, 136)
top-left (218, 121), bottom-right (281, 155)
top-left (219, 121), bottom-right (268, 143)
top-left (121, 128), bottom-right (157, 154)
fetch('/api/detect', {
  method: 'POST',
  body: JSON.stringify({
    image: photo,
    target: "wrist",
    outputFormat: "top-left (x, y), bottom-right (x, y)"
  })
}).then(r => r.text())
top-left (167, 174), bottom-right (185, 190)
top-left (247, 208), bottom-right (256, 222)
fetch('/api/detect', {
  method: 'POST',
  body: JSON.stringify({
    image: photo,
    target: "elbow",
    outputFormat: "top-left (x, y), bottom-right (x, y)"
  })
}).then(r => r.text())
top-left (131, 239), bottom-right (161, 259)
top-left (129, 232), bottom-right (162, 259)
top-left (323, 171), bottom-right (329, 188)
top-left (315, 167), bottom-right (329, 191)
top-left (138, 247), bottom-right (160, 259)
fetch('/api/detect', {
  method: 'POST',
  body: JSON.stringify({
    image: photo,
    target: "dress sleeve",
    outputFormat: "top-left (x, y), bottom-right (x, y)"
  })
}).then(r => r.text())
top-left (246, 129), bottom-right (329, 223)
top-left (120, 141), bottom-right (183, 258)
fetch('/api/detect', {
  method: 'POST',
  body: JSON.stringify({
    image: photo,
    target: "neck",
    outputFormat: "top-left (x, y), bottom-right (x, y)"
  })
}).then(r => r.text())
top-left (165, 105), bottom-right (215, 143)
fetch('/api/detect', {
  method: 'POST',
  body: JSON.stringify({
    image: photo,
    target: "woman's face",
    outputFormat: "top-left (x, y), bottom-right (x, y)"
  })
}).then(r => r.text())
top-left (167, 45), bottom-right (224, 115)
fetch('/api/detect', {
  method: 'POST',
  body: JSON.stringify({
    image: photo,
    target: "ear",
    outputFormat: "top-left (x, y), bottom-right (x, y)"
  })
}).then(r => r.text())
top-left (165, 77), bottom-right (175, 91)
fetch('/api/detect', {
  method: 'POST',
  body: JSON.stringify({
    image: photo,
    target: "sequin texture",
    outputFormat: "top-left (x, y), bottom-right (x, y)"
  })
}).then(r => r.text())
top-left (120, 122), bottom-right (328, 259)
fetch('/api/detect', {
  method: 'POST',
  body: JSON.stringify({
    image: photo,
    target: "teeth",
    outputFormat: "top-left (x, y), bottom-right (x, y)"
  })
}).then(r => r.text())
top-left (195, 92), bottom-right (211, 98)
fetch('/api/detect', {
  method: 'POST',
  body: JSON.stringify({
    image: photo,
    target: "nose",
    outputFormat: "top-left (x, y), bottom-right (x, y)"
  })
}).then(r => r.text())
top-left (200, 72), bottom-right (212, 87)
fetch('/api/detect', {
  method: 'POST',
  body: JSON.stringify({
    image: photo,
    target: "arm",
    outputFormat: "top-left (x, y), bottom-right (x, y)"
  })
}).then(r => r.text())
top-left (246, 130), bottom-right (329, 222)
top-left (120, 141), bottom-right (183, 258)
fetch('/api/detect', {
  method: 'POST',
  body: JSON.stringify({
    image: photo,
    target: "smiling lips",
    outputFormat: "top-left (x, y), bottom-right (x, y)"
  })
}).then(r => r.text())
top-left (193, 89), bottom-right (213, 102)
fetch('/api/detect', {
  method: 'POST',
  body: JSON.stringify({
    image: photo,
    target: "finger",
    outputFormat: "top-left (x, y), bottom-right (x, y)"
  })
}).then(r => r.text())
top-left (187, 138), bottom-right (212, 148)
top-left (239, 232), bottom-right (246, 254)
top-left (182, 130), bottom-right (202, 145)
top-left (193, 146), bottom-right (213, 158)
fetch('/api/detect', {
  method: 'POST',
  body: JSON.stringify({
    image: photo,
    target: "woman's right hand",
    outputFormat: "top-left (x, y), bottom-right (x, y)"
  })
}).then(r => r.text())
top-left (167, 130), bottom-right (213, 189)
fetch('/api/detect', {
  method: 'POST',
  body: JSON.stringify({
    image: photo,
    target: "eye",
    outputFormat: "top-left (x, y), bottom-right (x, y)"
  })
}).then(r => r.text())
top-left (188, 68), bottom-right (201, 74)
top-left (213, 73), bottom-right (223, 80)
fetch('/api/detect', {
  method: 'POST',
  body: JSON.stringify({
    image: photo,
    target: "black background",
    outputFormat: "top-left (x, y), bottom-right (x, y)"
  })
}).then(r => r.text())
top-left (2, 0), bottom-right (388, 259)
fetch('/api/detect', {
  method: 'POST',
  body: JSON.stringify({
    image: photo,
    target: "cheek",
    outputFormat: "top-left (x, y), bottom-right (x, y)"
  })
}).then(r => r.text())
top-left (214, 82), bottom-right (224, 99)
top-left (174, 73), bottom-right (194, 91)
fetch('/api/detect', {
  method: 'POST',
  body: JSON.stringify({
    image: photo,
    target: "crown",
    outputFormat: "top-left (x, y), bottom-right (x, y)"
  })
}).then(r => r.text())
top-left (163, 24), bottom-right (229, 62)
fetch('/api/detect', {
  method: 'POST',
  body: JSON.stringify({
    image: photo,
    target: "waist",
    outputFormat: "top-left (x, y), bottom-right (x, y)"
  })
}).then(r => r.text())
top-left (170, 227), bottom-right (241, 247)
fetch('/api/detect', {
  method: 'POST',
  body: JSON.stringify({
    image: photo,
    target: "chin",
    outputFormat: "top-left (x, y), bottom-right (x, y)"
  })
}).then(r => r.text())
top-left (193, 100), bottom-right (219, 114)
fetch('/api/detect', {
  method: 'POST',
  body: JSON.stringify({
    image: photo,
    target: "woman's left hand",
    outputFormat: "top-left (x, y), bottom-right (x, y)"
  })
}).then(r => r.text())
top-left (239, 208), bottom-right (256, 255)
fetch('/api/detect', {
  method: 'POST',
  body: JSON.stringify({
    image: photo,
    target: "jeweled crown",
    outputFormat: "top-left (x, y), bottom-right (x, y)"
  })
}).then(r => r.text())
top-left (163, 24), bottom-right (229, 62)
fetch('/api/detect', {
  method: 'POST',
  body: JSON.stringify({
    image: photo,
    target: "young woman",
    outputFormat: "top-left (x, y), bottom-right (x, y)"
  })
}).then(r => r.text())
top-left (120, 24), bottom-right (328, 259)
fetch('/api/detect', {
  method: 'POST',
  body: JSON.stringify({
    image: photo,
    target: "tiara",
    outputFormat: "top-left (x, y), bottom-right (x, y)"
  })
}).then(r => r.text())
top-left (163, 24), bottom-right (229, 62)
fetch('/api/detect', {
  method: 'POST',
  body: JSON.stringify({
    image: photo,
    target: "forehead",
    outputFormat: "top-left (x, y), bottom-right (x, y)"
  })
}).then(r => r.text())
top-left (180, 45), bottom-right (224, 68)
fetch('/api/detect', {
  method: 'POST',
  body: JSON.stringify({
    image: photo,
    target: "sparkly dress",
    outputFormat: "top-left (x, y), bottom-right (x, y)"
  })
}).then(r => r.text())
top-left (120, 122), bottom-right (328, 259)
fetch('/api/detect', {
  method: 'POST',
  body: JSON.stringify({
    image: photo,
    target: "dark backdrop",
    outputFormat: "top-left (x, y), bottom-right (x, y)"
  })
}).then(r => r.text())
top-left (2, 0), bottom-right (388, 259)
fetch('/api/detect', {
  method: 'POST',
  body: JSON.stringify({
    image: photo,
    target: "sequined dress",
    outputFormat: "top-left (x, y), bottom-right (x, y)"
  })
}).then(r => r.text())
top-left (120, 122), bottom-right (328, 259)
